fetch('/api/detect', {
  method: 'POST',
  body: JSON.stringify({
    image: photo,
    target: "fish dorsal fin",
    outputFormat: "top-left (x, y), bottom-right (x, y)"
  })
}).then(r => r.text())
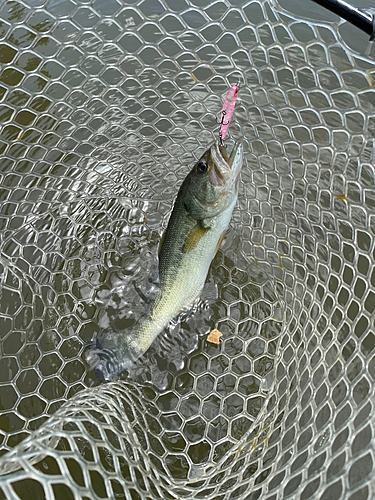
top-left (182, 222), bottom-right (210, 253)
top-left (214, 230), bottom-right (226, 257)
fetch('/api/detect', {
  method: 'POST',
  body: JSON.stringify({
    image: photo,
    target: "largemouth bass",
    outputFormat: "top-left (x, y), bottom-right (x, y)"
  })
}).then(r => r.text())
top-left (91, 140), bottom-right (243, 381)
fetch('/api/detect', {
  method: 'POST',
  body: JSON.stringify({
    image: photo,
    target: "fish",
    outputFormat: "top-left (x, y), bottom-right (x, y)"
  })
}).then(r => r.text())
top-left (90, 140), bottom-right (243, 381)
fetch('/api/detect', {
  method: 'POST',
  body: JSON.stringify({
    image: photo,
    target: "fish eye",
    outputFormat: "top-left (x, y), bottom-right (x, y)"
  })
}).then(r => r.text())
top-left (197, 162), bottom-right (208, 173)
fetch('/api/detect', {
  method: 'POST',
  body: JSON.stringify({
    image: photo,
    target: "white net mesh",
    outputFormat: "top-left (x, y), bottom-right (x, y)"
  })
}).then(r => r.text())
top-left (0, 0), bottom-right (374, 498)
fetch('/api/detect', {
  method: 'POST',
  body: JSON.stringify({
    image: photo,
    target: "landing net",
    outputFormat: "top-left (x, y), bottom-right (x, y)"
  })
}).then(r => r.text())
top-left (0, 0), bottom-right (374, 499)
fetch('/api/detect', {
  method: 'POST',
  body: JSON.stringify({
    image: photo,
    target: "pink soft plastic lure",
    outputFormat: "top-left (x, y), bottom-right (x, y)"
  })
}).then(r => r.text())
top-left (219, 84), bottom-right (239, 144)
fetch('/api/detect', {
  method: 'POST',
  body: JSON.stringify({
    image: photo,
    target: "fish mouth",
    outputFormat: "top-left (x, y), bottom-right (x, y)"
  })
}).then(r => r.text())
top-left (227, 141), bottom-right (243, 170)
top-left (210, 141), bottom-right (243, 187)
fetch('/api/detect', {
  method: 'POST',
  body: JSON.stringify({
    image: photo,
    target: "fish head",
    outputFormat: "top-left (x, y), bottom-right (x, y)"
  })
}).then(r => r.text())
top-left (182, 141), bottom-right (243, 219)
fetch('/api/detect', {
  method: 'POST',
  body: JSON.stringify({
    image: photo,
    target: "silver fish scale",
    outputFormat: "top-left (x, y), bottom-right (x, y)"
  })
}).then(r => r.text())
top-left (0, 0), bottom-right (374, 499)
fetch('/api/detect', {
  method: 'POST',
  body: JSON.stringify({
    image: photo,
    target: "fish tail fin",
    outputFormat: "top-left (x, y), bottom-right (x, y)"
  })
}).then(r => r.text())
top-left (85, 333), bottom-right (139, 381)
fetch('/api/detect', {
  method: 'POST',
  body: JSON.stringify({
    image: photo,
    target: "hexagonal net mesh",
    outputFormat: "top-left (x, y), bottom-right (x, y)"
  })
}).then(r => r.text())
top-left (0, 0), bottom-right (374, 498)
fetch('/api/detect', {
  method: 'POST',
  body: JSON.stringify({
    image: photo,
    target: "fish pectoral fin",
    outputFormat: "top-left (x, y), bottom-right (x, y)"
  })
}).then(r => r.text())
top-left (182, 223), bottom-right (210, 253)
top-left (214, 230), bottom-right (226, 256)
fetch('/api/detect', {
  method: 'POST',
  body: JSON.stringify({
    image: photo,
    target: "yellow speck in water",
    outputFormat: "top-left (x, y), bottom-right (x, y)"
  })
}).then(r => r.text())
top-left (207, 329), bottom-right (222, 344)
top-left (365, 70), bottom-right (375, 88)
top-left (335, 194), bottom-right (347, 201)
top-left (235, 425), bottom-right (271, 456)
